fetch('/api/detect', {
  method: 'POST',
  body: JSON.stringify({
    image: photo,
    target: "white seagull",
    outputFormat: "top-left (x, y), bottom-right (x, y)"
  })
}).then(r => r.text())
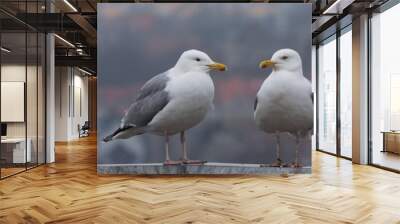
top-left (104, 49), bottom-right (226, 165)
top-left (254, 49), bottom-right (313, 167)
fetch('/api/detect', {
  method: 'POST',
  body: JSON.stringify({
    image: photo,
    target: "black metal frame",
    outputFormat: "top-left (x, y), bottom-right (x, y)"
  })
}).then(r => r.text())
top-left (336, 22), bottom-right (341, 158)
top-left (315, 44), bottom-right (319, 152)
top-left (367, 11), bottom-right (373, 166)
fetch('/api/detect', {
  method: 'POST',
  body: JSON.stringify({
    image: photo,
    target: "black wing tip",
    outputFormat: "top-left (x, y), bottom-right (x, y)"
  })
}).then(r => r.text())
top-left (254, 97), bottom-right (258, 111)
top-left (103, 135), bottom-right (113, 142)
top-left (103, 125), bottom-right (135, 143)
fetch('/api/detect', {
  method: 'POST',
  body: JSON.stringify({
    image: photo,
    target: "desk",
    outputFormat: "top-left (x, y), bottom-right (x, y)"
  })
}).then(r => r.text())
top-left (382, 131), bottom-right (400, 155)
top-left (1, 138), bottom-right (31, 163)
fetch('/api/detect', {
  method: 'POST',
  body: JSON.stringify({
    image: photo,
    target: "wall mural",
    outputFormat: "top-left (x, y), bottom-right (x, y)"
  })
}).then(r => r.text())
top-left (98, 3), bottom-right (312, 174)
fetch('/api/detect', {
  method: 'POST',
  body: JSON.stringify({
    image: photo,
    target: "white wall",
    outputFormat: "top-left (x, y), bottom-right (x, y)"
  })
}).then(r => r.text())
top-left (1, 82), bottom-right (25, 122)
top-left (55, 67), bottom-right (69, 141)
top-left (55, 67), bottom-right (89, 141)
top-left (1, 65), bottom-right (40, 138)
top-left (1, 63), bottom-right (46, 164)
top-left (70, 73), bottom-right (89, 139)
top-left (1, 65), bottom-right (26, 131)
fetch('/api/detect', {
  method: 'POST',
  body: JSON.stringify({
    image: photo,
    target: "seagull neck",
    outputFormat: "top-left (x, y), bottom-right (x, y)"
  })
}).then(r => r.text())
top-left (170, 66), bottom-right (186, 76)
top-left (273, 67), bottom-right (303, 75)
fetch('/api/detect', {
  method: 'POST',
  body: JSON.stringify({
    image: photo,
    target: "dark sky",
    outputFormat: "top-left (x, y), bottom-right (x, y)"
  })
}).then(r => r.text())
top-left (98, 3), bottom-right (312, 166)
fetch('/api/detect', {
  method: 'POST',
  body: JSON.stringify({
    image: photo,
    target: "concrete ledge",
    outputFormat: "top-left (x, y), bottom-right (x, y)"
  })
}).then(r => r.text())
top-left (97, 163), bottom-right (311, 175)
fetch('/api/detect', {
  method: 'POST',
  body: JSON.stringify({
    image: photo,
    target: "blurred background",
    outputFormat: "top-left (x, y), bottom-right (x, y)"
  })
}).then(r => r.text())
top-left (97, 3), bottom-right (312, 166)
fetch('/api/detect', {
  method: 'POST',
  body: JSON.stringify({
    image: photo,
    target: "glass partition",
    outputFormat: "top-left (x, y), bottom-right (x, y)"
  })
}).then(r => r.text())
top-left (27, 31), bottom-right (38, 169)
top-left (1, 30), bottom-right (28, 177)
top-left (38, 32), bottom-right (45, 165)
top-left (339, 28), bottom-right (352, 158)
top-left (317, 36), bottom-right (337, 154)
top-left (0, 1), bottom-right (46, 179)
top-left (370, 4), bottom-right (400, 171)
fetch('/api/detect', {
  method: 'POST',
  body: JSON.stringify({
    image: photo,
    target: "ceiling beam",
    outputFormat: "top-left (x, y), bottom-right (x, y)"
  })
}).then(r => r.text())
top-left (67, 13), bottom-right (97, 46)
top-left (323, 0), bottom-right (356, 14)
top-left (55, 55), bottom-right (96, 73)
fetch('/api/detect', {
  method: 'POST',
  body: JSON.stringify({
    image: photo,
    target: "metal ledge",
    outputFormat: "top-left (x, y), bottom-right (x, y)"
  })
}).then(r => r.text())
top-left (98, 163), bottom-right (311, 175)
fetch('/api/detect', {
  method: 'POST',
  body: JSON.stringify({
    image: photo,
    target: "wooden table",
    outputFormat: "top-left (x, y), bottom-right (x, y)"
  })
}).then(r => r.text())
top-left (381, 131), bottom-right (400, 154)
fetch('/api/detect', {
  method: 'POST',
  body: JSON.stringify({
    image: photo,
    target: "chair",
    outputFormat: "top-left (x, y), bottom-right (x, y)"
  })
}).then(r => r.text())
top-left (78, 121), bottom-right (90, 138)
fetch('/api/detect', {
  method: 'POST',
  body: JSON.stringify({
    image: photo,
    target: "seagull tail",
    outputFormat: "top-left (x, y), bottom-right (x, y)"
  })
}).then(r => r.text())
top-left (103, 125), bottom-right (144, 142)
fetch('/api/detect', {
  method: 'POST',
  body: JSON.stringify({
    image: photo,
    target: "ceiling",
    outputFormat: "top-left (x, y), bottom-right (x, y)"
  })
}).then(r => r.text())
top-left (0, 0), bottom-right (390, 75)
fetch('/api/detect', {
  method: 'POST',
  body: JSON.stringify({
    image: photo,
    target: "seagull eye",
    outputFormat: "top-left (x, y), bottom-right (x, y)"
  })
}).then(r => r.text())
top-left (281, 56), bottom-right (288, 60)
top-left (195, 58), bottom-right (201, 62)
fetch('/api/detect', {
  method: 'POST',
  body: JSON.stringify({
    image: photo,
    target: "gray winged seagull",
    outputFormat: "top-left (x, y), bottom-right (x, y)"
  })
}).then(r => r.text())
top-left (254, 49), bottom-right (313, 167)
top-left (104, 49), bottom-right (226, 165)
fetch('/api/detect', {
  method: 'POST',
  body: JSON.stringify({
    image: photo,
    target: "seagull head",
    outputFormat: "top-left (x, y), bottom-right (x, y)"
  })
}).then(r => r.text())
top-left (259, 49), bottom-right (302, 72)
top-left (175, 49), bottom-right (227, 74)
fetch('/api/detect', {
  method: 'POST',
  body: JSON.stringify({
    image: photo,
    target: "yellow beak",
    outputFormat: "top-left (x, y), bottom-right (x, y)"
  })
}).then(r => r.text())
top-left (259, 59), bottom-right (276, 69)
top-left (207, 62), bottom-right (227, 71)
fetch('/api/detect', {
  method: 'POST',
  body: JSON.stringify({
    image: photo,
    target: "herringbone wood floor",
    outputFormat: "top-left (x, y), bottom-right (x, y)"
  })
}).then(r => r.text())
top-left (1, 135), bottom-right (400, 224)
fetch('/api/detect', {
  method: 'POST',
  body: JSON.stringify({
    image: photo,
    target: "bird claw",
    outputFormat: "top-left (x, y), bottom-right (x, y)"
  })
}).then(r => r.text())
top-left (290, 163), bottom-right (302, 168)
top-left (163, 160), bottom-right (182, 166)
top-left (260, 159), bottom-right (283, 168)
top-left (272, 158), bottom-right (283, 167)
top-left (182, 159), bottom-right (207, 165)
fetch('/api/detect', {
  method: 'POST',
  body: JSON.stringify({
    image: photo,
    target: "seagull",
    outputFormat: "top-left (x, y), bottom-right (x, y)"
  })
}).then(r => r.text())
top-left (103, 49), bottom-right (226, 165)
top-left (254, 49), bottom-right (313, 167)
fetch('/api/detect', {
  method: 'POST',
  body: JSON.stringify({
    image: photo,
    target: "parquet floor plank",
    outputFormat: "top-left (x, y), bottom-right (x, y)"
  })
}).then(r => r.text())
top-left (1, 135), bottom-right (400, 223)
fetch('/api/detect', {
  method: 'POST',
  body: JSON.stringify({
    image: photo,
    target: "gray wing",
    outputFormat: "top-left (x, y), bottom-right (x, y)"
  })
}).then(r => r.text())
top-left (121, 72), bottom-right (170, 128)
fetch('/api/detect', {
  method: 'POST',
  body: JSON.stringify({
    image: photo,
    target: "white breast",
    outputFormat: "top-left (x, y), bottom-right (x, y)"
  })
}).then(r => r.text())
top-left (167, 71), bottom-right (215, 103)
top-left (148, 71), bottom-right (215, 135)
top-left (254, 71), bottom-right (313, 135)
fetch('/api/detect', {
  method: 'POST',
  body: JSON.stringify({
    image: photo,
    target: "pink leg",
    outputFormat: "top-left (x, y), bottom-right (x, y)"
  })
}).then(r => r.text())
top-left (180, 131), bottom-right (206, 165)
top-left (163, 131), bottom-right (181, 166)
